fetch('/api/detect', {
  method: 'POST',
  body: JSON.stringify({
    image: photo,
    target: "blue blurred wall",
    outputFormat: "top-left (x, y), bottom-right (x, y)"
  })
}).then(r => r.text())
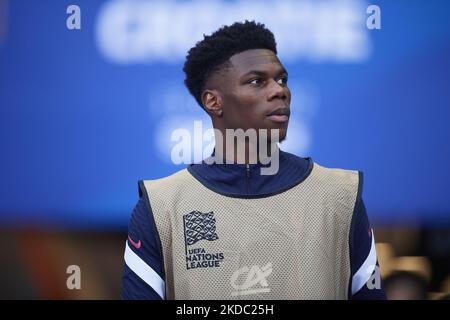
top-left (0, 0), bottom-right (449, 228)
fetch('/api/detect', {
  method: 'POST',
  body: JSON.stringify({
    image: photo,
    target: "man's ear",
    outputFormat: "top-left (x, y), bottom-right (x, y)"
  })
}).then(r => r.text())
top-left (202, 90), bottom-right (223, 117)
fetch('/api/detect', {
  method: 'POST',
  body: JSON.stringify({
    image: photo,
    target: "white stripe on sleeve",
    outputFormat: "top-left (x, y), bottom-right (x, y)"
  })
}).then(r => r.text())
top-left (351, 229), bottom-right (377, 295)
top-left (124, 241), bottom-right (165, 299)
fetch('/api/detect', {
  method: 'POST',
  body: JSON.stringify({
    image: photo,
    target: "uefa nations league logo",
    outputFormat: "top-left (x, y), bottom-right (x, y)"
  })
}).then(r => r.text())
top-left (183, 211), bottom-right (223, 270)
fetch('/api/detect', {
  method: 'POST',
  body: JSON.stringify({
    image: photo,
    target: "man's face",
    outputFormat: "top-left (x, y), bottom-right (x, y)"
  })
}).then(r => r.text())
top-left (215, 49), bottom-right (291, 142)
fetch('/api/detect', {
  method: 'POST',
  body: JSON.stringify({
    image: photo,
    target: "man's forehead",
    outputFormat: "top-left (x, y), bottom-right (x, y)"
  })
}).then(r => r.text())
top-left (229, 49), bottom-right (283, 73)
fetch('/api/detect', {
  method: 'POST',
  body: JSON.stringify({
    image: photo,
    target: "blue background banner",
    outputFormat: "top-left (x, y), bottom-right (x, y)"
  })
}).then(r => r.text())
top-left (1, 0), bottom-right (449, 228)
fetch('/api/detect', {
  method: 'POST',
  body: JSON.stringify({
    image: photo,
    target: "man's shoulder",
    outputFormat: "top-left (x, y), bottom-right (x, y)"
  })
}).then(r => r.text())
top-left (138, 166), bottom-right (196, 199)
top-left (311, 160), bottom-right (360, 177)
top-left (141, 167), bottom-right (191, 185)
top-left (280, 150), bottom-right (358, 182)
top-left (308, 160), bottom-right (362, 191)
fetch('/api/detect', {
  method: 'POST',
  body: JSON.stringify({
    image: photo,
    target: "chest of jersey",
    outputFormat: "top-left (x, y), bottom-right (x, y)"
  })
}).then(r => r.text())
top-left (143, 163), bottom-right (358, 299)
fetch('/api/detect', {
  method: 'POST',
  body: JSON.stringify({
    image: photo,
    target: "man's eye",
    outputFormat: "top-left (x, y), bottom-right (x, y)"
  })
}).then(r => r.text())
top-left (277, 76), bottom-right (288, 85)
top-left (249, 78), bottom-right (263, 85)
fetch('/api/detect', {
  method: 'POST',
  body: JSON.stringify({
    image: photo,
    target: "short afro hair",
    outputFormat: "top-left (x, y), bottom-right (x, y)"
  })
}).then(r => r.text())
top-left (183, 20), bottom-right (277, 109)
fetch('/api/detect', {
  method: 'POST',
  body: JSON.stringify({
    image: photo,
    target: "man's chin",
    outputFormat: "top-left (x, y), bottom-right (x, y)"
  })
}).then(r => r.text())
top-left (268, 128), bottom-right (287, 143)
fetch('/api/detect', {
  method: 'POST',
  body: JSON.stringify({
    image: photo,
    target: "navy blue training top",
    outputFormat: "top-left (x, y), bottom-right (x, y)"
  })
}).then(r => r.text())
top-left (121, 150), bottom-right (386, 300)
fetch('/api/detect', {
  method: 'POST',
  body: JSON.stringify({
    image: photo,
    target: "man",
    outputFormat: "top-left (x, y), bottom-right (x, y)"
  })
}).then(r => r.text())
top-left (121, 21), bottom-right (385, 300)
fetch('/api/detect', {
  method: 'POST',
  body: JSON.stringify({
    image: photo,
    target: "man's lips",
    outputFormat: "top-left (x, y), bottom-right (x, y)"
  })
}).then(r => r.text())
top-left (267, 107), bottom-right (290, 122)
top-left (267, 114), bottom-right (289, 122)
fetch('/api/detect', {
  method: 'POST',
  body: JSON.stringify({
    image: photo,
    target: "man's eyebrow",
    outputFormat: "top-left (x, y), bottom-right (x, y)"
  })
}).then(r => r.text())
top-left (241, 68), bottom-right (288, 78)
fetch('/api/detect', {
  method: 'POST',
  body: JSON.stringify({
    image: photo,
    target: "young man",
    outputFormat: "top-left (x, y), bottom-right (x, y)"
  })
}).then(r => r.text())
top-left (121, 21), bottom-right (385, 300)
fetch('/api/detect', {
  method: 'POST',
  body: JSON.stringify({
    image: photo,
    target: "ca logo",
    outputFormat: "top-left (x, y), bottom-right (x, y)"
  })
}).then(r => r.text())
top-left (230, 263), bottom-right (273, 296)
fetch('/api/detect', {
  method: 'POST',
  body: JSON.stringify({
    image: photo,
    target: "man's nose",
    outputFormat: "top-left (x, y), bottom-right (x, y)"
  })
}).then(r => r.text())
top-left (267, 79), bottom-right (288, 101)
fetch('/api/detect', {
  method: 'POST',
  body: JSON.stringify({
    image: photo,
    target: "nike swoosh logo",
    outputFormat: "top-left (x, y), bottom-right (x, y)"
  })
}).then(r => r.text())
top-left (128, 235), bottom-right (142, 249)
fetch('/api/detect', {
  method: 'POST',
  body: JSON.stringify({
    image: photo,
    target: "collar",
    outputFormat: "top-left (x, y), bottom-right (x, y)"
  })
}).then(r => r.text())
top-left (187, 150), bottom-right (313, 198)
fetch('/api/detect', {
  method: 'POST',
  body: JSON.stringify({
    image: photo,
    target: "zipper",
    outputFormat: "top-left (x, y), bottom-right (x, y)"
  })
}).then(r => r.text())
top-left (246, 164), bottom-right (251, 193)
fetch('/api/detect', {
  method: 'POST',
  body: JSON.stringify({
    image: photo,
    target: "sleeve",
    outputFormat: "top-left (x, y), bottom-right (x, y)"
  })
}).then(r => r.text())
top-left (120, 194), bottom-right (166, 300)
top-left (348, 175), bottom-right (386, 300)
